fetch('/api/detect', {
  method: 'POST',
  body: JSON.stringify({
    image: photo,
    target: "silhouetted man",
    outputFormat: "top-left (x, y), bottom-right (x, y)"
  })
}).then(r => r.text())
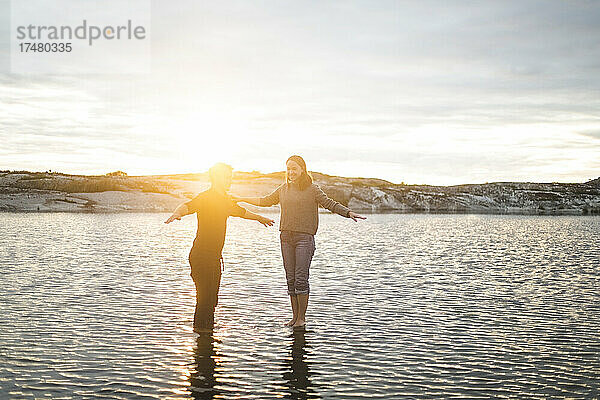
top-left (165, 163), bottom-right (274, 333)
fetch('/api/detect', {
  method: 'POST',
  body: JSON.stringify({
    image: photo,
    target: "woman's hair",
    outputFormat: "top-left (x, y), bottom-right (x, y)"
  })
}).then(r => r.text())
top-left (286, 155), bottom-right (313, 190)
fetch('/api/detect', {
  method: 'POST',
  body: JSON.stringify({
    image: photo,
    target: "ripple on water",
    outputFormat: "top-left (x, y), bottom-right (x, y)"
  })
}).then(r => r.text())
top-left (1, 212), bottom-right (599, 399)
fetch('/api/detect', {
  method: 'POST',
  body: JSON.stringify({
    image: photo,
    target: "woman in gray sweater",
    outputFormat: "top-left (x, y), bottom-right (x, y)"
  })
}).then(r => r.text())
top-left (233, 155), bottom-right (365, 328)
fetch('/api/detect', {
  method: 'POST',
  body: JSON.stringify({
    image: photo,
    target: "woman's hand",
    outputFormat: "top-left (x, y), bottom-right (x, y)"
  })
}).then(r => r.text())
top-left (348, 211), bottom-right (366, 222)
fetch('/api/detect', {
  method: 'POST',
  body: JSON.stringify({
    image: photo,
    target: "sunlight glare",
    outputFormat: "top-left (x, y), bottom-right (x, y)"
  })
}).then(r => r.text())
top-left (174, 112), bottom-right (249, 170)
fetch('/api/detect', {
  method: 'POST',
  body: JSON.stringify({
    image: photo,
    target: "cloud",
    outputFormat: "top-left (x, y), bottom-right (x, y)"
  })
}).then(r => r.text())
top-left (1, 1), bottom-right (599, 183)
top-left (579, 130), bottom-right (600, 140)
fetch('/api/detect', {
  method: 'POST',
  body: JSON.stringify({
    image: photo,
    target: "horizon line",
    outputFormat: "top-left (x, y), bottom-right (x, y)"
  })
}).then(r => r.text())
top-left (2, 168), bottom-right (598, 188)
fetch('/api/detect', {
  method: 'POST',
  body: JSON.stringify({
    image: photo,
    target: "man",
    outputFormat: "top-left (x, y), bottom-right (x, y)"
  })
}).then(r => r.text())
top-left (165, 163), bottom-right (274, 333)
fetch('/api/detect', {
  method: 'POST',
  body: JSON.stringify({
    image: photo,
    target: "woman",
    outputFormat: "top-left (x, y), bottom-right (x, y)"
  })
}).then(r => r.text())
top-left (233, 155), bottom-right (365, 328)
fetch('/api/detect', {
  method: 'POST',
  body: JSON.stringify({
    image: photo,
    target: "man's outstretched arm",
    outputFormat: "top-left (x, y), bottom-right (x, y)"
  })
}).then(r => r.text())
top-left (165, 203), bottom-right (191, 224)
top-left (240, 209), bottom-right (275, 227)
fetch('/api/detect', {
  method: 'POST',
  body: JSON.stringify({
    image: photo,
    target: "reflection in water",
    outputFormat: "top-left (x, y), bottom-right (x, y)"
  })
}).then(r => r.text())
top-left (283, 329), bottom-right (320, 400)
top-left (189, 333), bottom-right (221, 400)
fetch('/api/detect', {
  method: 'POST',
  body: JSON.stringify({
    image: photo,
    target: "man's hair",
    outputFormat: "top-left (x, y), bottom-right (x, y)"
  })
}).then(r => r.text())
top-left (209, 163), bottom-right (233, 184)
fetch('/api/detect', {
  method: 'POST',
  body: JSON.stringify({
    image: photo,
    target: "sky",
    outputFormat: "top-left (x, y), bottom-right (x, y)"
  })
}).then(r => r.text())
top-left (1, 0), bottom-right (599, 185)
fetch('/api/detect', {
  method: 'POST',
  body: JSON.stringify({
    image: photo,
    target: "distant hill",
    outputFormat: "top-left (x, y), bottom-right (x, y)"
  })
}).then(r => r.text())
top-left (586, 177), bottom-right (600, 187)
top-left (1, 170), bottom-right (599, 215)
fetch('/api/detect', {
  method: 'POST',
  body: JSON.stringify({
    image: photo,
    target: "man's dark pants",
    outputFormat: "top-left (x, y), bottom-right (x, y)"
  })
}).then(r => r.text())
top-left (189, 254), bottom-right (222, 331)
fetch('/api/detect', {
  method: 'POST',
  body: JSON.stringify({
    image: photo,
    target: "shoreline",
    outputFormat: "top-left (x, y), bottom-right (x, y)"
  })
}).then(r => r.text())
top-left (2, 209), bottom-right (598, 216)
top-left (2, 170), bottom-right (600, 215)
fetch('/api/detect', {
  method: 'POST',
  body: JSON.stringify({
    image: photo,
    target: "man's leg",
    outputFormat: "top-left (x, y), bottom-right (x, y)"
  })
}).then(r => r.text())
top-left (191, 257), bottom-right (221, 333)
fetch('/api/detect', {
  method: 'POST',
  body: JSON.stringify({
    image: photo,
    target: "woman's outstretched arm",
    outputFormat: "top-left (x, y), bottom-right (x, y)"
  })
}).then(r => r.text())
top-left (313, 184), bottom-right (366, 222)
top-left (231, 196), bottom-right (262, 206)
top-left (232, 184), bottom-right (282, 207)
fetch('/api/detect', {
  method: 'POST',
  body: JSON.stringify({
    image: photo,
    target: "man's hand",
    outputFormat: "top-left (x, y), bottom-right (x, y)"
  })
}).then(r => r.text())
top-left (164, 214), bottom-right (181, 224)
top-left (348, 211), bottom-right (366, 222)
top-left (258, 216), bottom-right (275, 227)
top-left (240, 209), bottom-right (273, 226)
top-left (165, 203), bottom-right (189, 224)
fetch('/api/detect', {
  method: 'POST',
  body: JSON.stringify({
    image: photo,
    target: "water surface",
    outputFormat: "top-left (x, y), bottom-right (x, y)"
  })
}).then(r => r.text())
top-left (1, 213), bottom-right (599, 399)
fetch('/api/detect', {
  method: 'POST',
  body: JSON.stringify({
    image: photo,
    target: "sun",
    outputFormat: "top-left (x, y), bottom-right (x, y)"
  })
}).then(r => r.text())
top-left (174, 112), bottom-right (249, 170)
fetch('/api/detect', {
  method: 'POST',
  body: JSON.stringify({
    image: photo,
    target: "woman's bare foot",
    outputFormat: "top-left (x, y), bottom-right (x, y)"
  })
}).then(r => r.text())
top-left (285, 317), bottom-right (297, 327)
top-left (292, 318), bottom-right (305, 328)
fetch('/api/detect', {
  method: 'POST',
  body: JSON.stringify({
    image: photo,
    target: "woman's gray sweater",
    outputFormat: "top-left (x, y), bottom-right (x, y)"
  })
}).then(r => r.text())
top-left (259, 183), bottom-right (351, 235)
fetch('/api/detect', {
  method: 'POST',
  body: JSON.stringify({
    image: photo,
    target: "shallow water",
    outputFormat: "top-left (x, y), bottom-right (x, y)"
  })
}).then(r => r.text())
top-left (1, 212), bottom-right (599, 399)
